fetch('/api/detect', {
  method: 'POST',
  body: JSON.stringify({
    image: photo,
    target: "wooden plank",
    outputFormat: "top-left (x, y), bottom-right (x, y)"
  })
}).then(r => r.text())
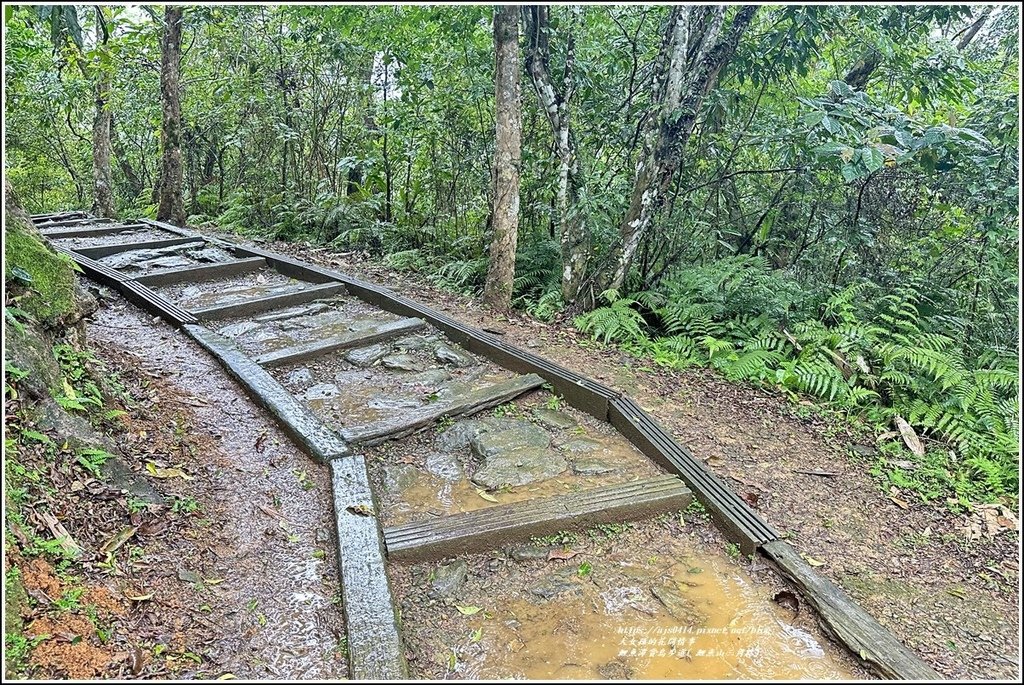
top-left (341, 373), bottom-right (546, 445)
top-left (75, 236), bottom-right (205, 259)
top-left (40, 223), bottom-right (150, 238)
top-left (33, 217), bottom-right (112, 229)
top-left (385, 475), bottom-right (692, 562)
top-left (761, 540), bottom-right (941, 680)
top-left (191, 282), bottom-right (346, 321)
top-left (183, 324), bottom-right (350, 460)
top-left (255, 317), bottom-right (427, 367)
top-left (131, 257), bottom-right (266, 286)
top-left (330, 457), bottom-right (409, 679)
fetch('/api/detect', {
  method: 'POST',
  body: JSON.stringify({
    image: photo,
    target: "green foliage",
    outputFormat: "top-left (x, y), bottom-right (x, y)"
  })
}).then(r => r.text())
top-left (577, 268), bottom-right (1019, 503)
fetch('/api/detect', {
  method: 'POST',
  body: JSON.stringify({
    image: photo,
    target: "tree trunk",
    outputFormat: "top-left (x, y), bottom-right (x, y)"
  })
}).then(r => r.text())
top-left (483, 6), bottom-right (522, 311)
top-left (157, 6), bottom-right (186, 226)
top-left (598, 5), bottom-right (757, 295)
top-left (90, 12), bottom-right (114, 218)
top-left (522, 6), bottom-right (587, 305)
top-left (91, 70), bottom-right (114, 217)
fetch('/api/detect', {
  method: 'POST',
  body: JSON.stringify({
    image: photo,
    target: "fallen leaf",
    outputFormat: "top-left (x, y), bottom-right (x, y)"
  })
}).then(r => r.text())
top-left (547, 548), bottom-right (579, 561)
top-left (125, 592), bottom-right (154, 602)
top-left (137, 519), bottom-right (168, 536)
top-left (475, 489), bottom-right (499, 503)
top-left (217, 675), bottom-right (237, 681)
top-left (741, 491), bottom-right (760, 507)
top-left (773, 589), bottom-right (800, 614)
top-left (800, 553), bottom-right (825, 567)
top-left (203, 578), bottom-right (225, 585)
top-left (888, 496), bottom-right (910, 510)
top-left (893, 416), bottom-right (925, 457)
top-left (255, 432), bottom-right (268, 452)
top-left (145, 462), bottom-right (194, 480)
top-left (100, 526), bottom-right (138, 554)
top-left (455, 605), bottom-right (482, 616)
top-left (346, 504), bottom-right (374, 517)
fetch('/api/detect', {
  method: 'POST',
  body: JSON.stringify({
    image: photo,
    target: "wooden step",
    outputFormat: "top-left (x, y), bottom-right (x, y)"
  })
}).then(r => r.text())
top-left (191, 282), bottom-right (347, 321)
top-left (75, 236), bottom-right (205, 259)
top-left (132, 257), bottom-right (267, 286)
top-left (255, 317), bottom-right (427, 367)
top-left (34, 216), bottom-right (111, 229)
top-left (41, 223), bottom-right (150, 238)
top-left (340, 373), bottom-right (546, 445)
top-left (384, 475), bottom-right (692, 561)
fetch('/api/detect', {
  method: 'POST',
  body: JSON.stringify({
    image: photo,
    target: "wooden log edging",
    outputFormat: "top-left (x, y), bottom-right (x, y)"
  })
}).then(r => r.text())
top-left (40, 223), bottom-right (152, 238)
top-left (183, 324), bottom-right (350, 461)
top-left (761, 541), bottom-right (942, 680)
top-left (385, 475), bottom-right (692, 562)
top-left (330, 457), bottom-right (409, 680)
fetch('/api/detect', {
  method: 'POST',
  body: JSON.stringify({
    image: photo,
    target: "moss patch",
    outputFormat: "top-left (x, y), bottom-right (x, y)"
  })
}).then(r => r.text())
top-left (4, 211), bottom-right (80, 326)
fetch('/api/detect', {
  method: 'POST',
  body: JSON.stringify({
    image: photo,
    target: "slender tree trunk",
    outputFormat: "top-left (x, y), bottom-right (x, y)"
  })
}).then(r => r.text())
top-left (483, 6), bottom-right (522, 311)
top-left (91, 71), bottom-right (114, 217)
top-left (523, 5), bottom-right (587, 304)
top-left (90, 12), bottom-right (114, 218)
top-left (157, 6), bottom-right (186, 225)
top-left (598, 5), bottom-right (757, 295)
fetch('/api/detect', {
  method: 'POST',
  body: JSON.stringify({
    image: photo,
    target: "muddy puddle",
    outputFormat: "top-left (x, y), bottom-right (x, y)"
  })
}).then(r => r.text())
top-left (274, 331), bottom-right (515, 431)
top-left (154, 269), bottom-right (320, 310)
top-left (97, 241), bottom-right (237, 274)
top-left (48, 226), bottom-right (175, 249)
top-left (392, 518), bottom-right (858, 680)
top-left (212, 297), bottom-right (398, 356)
top-left (370, 394), bottom-right (663, 526)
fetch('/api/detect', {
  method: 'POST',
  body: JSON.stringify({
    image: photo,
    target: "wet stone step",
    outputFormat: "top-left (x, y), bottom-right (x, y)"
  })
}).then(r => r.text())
top-left (40, 223), bottom-right (153, 239)
top-left (256, 317), bottom-right (428, 368)
top-left (340, 374), bottom-right (546, 446)
top-left (97, 242), bottom-right (238, 274)
top-left (213, 297), bottom-right (403, 359)
top-left (370, 395), bottom-right (665, 526)
top-left (132, 257), bottom-right (267, 286)
top-left (156, 269), bottom-right (315, 310)
top-left (192, 282), bottom-right (346, 321)
top-left (75, 236), bottom-right (205, 259)
top-left (383, 475), bottom-right (692, 561)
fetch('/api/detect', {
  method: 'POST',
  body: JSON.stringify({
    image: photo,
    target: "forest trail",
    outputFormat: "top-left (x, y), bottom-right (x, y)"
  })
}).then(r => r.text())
top-left (13, 211), bottom-right (1013, 681)
top-left (224, 229), bottom-right (1020, 681)
top-left (12, 211), bottom-right (891, 680)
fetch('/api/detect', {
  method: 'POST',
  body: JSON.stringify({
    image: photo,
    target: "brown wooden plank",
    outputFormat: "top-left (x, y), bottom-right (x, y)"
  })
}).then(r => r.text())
top-left (761, 540), bottom-right (941, 680)
top-left (385, 475), bottom-right (692, 561)
top-left (75, 236), bottom-right (205, 258)
top-left (255, 317), bottom-right (427, 367)
top-left (340, 373), bottom-right (546, 445)
top-left (190, 282), bottom-right (346, 321)
top-left (131, 257), bottom-right (266, 286)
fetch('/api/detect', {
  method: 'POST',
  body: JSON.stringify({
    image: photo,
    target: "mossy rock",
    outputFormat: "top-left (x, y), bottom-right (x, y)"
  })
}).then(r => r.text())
top-left (4, 209), bottom-right (81, 326)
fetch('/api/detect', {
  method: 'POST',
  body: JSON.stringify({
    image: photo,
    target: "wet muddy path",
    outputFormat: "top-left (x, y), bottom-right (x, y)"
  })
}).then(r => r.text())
top-left (87, 298), bottom-right (347, 679)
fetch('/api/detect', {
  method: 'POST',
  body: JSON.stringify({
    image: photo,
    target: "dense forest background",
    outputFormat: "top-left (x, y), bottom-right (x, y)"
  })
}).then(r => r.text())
top-left (3, 5), bottom-right (1020, 505)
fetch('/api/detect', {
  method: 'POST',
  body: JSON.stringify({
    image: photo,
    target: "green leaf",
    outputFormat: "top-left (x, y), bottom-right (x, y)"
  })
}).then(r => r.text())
top-left (455, 605), bottom-right (482, 616)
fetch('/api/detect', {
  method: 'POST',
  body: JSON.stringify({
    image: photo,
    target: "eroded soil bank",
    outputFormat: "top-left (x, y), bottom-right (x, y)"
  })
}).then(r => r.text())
top-left (225, 230), bottom-right (1019, 681)
top-left (5, 293), bottom-right (347, 679)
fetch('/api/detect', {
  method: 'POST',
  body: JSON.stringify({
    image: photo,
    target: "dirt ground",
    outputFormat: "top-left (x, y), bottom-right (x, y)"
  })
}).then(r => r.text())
top-left (6, 296), bottom-right (348, 680)
top-left (241, 233), bottom-right (1020, 681)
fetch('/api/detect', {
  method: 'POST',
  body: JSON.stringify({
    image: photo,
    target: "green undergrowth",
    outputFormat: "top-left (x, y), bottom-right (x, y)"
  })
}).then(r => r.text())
top-left (574, 257), bottom-right (1019, 508)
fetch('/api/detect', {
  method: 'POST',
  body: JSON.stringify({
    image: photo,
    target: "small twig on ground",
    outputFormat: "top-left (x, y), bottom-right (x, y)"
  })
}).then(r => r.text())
top-left (792, 469), bottom-right (841, 478)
